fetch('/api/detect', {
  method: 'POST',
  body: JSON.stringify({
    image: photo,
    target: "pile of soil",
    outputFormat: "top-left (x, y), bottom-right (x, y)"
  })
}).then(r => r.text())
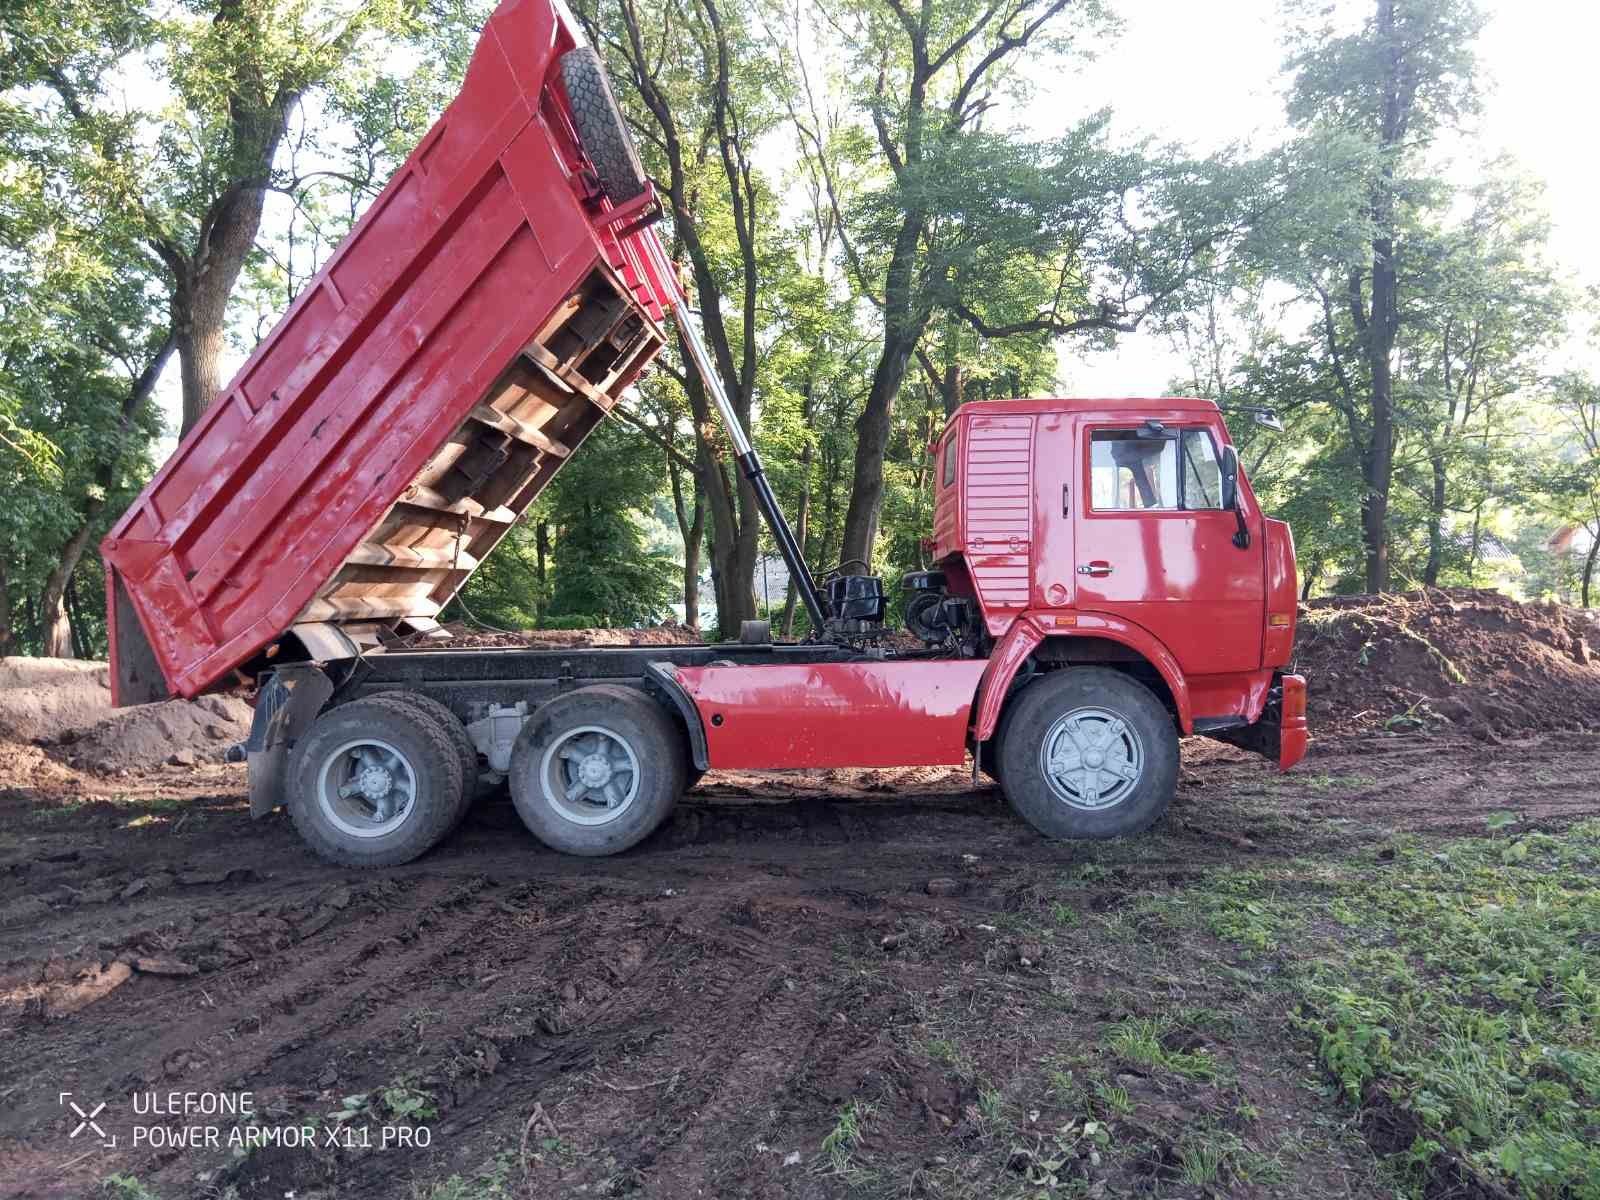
top-left (437, 621), bottom-right (705, 649)
top-left (1294, 588), bottom-right (1600, 738)
top-left (0, 656), bottom-right (253, 775)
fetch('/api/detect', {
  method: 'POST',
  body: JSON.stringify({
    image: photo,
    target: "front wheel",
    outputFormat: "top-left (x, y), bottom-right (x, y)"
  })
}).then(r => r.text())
top-left (509, 685), bottom-right (686, 856)
top-left (997, 668), bottom-right (1179, 840)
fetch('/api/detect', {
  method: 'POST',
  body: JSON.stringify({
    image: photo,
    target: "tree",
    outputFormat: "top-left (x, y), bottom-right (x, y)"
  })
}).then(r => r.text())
top-left (541, 423), bottom-right (680, 625)
top-left (1537, 372), bottom-right (1600, 607)
top-left (575, 0), bottom-right (788, 630)
top-left (6, 0), bottom-right (421, 435)
top-left (1283, 0), bottom-right (1485, 591)
top-left (1401, 170), bottom-right (1566, 584)
top-left (0, 65), bottom-right (173, 654)
top-left (792, 0), bottom-right (1282, 570)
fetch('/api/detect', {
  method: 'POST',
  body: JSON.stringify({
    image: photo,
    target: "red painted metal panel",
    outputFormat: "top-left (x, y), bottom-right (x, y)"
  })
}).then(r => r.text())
top-left (962, 412), bottom-right (1033, 630)
top-left (1278, 674), bottom-right (1309, 770)
top-left (1262, 517), bottom-right (1298, 667)
top-left (675, 661), bottom-right (989, 769)
top-left (103, 0), bottom-right (682, 700)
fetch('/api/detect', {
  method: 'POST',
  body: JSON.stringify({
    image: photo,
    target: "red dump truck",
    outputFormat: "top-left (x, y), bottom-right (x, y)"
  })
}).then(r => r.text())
top-left (103, 0), bottom-right (1307, 866)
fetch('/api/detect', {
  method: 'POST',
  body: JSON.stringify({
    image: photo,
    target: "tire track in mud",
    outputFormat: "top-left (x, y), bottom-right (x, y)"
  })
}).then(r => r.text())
top-left (0, 874), bottom-right (510, 1184)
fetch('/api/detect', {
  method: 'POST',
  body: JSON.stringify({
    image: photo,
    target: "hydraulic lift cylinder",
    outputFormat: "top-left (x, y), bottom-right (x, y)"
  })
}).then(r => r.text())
top-left (673, 306), bottom-right (829, 635)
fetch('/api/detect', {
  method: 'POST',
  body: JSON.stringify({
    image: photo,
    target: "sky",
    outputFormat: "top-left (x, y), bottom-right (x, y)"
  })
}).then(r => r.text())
top-left (155, 0), bottom-right (1600, 437)
top-left (1041, 0), bottom-right (1600, 395)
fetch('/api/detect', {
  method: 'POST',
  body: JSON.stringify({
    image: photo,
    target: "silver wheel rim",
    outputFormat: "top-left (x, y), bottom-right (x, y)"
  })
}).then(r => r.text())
top-left (1039, 706), bottom-right (1145, 811)
top-left (317, 737), bottom-right (417, 838)
top-left (539, 725), bottom-right (640, 826)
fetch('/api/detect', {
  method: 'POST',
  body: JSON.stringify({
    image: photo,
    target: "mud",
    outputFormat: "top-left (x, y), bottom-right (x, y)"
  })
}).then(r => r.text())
top-left (0, 730), bottom-right (1596, 1198)
top-left (437, 622), bottom-right (704, 649)
top-left (1, 593), bottom-right (1598, 1197)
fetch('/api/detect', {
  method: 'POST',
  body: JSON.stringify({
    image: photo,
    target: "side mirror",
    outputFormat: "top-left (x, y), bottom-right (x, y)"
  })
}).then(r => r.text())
top-left (1220, 444), bottom-right (1250, 549)
top-left (1220, 444), bottom-right (1240, 512)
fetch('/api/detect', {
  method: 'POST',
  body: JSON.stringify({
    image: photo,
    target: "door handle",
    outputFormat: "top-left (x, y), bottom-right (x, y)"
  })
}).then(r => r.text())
top-left (1077, 561), bottom-right (1113, 577)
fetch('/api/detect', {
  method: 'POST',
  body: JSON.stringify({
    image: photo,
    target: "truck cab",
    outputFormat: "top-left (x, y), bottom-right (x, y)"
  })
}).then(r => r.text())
top-left (921, 397), bottom-right (1306, 772)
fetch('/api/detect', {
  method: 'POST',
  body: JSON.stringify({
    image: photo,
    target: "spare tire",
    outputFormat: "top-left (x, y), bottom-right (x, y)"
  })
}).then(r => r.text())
top-left (559, 47), bottom-right (648, 203)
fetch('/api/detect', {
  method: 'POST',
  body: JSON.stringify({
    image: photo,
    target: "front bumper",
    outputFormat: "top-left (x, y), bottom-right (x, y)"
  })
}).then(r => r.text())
top-left (1202, 672), bottom-right (1308, 771)
top-left (1276, 673), bottom-right (1308, 770)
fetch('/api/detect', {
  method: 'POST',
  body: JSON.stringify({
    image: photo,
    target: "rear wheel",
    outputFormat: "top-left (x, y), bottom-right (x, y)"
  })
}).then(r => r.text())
top-left (375, 690), bottom-right (482, 822)
top-left (997, 668), bottom-right (1178, 840)
top-left (509, 685), bottom-right (686, 856)
top-left (560, 47), bottom-right (648, 203)
top-left (288, 696), bottom-right (465, 866)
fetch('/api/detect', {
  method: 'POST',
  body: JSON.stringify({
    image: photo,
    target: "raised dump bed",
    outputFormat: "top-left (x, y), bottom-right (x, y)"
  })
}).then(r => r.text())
top-left (102, 0), bottom-right (679, 704)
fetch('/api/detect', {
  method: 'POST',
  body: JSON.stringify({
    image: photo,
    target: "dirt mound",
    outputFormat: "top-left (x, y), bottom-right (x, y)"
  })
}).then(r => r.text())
top-left (55, 694), bottom-right (253, 773)
top-left (0, 658), bottom-right (115, 742)
top-left (0, 656), bottom-right (253, 775)
top-left (438, 621), bottom-right (705, 649)
top-left (1295, 588), bottom-right (1600, 737)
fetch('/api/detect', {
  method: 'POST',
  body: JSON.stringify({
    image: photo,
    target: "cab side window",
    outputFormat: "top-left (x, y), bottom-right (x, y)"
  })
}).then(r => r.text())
top-left (1091, 431), bottom-right (1177, 510)
top-left (1090, 427), bottom-right (1225, 511)
top-left (942, 435), bottom-right (958, 488)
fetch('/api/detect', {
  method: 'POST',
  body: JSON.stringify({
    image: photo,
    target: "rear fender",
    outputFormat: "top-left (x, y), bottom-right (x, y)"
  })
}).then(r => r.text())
top-left (972, 612), bottom-right (1194, 743)
top-left (244, 663), bottom-right (335, 818)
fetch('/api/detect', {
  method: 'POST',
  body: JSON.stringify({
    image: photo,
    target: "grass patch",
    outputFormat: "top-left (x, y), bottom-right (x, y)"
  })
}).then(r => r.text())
top-left (820, 1098), bottom-right (874, 1173)
top-left (1191, 821), bottom-right (1600, 1198)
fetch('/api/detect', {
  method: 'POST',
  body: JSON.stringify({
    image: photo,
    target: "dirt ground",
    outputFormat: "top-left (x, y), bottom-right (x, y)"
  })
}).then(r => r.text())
top-left (1, 594), bottom-right (1597, 1198)
top-left (0, 729), bottom-right (1597, 1199)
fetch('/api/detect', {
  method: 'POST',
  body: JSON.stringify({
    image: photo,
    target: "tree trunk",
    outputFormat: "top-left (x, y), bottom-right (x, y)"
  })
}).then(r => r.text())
top-left (1423, 449), bottom-right (1446, 586)
top-left (780, 383), bottom-right (817, 637)
top-left (171, 0), bottom-right (300, 434)
top-left (535, 521), bottom-right (550, 623)
top-left (37, 520), bottom-right (93, 658)
top-left (1300, 558), bottom-right (1321, 601)
top-left (683, 491), bottom-right (705, 630)
top-left (38, 335), bottom-right (176, 656)
top-left (1358, 0), bottom-right (1405, 596)
top-left (940, 361), bottom-right (964, 416)
top-left (666, 439), bottom-right (705, 630)
top-left (174, 180), bottom-right (277, 434)
top-left (680, 348), bottom-right (756, 629)
top-left (0, 554), bottom-right (11, 656)
top-left (1582, 528), bottom-right (1599, 609)
top-left (65, 572), bottom-right (90, 659)
top-left (839, 215), bottom-right (927, 571)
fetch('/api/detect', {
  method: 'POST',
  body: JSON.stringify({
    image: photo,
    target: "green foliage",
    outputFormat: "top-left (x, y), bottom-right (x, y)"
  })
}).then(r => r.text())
top-left (1195, 826), bottom-right (1600, 1198)
top-left (2, 0), bottom-right (1593, 660)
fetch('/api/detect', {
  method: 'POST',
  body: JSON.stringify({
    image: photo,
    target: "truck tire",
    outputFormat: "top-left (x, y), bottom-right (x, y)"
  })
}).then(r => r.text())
top-left (287, 695), bottom-right (465, 867)
top-left (509, 684), bottom-right (685, 856)
top-left (560, 47), bottom-right (648, 203)
top-left (375, 690), bottom-right (482, 821)
top-left (997, 667), bottom-right (1178, 840)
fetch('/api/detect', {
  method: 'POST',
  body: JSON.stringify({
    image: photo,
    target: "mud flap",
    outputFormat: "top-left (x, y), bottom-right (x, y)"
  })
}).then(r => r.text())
top-left (245, 665), bottom-right (336, 817)
top-left (1205, 673), bottom-right (1308, 772)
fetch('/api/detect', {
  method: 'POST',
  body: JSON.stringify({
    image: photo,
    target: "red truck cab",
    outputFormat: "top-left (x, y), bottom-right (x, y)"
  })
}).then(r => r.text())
top-left (930, 398), bottom-right (1305, 756)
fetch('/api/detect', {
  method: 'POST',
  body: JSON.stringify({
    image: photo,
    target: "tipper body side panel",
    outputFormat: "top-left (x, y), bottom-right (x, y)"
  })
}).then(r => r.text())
top-left (103, 0), bottom-right (680, 703)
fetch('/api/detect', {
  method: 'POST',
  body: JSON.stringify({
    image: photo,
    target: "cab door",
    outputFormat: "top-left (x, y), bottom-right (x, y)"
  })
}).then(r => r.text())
top-left (1070, 418), bottom-right (1264, 676)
